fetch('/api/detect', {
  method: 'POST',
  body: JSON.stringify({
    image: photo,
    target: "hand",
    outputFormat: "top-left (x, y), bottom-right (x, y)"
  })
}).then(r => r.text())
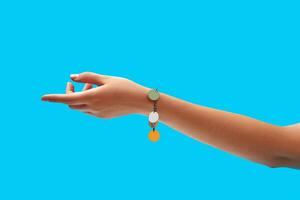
top-left (42, 72), bottom-right (151, 118)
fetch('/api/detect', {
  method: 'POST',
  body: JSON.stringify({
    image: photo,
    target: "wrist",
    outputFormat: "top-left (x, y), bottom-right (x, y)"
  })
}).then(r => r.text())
top-left (134, 86), bottom-right (153, 115)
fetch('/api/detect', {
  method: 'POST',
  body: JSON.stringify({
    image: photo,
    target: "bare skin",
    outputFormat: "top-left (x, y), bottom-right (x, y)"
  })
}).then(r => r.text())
top-left (41, 72), bottom-right (300, 169)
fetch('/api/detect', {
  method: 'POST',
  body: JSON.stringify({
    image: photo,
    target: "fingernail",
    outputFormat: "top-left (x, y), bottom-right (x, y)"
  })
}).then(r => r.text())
top-left (41, 96), bottom-right (48, 101)
top-left (70, 74), bottom-right (78, 79)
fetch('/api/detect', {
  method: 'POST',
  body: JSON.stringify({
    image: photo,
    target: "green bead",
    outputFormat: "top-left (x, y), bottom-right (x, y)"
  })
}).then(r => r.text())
top-left (148, 89), bottom-right (160, 101)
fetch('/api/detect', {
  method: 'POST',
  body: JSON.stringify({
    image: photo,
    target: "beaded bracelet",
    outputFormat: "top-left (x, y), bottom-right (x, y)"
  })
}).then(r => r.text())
top-left (147, 89), bottom-right (160, 142)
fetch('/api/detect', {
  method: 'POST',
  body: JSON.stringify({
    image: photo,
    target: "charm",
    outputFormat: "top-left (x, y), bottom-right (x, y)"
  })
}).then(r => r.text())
top-left (148, 89), bottom-right (160, 101)
top-left (148, 130), bottom-right (160, 142)
top-left (148, 111), bottom-right (159, 123)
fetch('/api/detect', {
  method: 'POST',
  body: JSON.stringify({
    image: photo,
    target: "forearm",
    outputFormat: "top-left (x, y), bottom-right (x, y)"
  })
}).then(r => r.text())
top-left (138, 89), bottom-right (298, 168)
top-left (42, 72), bottom-right (300, 169)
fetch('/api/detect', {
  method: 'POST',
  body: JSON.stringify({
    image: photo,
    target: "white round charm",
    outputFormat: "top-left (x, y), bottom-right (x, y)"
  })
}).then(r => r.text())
top-left (148, 111), bottom-right (159, 123)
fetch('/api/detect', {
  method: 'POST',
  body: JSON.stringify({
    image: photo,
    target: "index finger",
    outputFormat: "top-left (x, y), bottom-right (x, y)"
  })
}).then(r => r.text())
top-left (41, 92), bottom-right (85, 104)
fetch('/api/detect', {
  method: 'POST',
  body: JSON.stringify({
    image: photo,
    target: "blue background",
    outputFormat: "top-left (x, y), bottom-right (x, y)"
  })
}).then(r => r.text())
top-left (0, 0), bottom-right (299, 199)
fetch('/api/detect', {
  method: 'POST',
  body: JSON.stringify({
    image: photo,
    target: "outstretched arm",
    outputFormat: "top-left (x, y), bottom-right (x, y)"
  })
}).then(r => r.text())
top-left (42, 72), bottom-right (300, 169)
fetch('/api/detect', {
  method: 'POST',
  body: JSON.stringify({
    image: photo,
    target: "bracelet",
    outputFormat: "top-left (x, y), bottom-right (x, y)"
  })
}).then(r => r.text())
top-left (147, 89), bottom-right (160, 142)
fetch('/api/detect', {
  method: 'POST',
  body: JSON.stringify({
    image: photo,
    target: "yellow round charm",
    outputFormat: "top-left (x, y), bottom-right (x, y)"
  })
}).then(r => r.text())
top-left (148, 130), bottom-right (160, 142)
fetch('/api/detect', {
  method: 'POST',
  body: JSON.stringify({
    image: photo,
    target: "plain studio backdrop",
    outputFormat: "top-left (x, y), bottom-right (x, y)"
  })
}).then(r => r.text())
top-left (0, 0), bottom-right (299, 199)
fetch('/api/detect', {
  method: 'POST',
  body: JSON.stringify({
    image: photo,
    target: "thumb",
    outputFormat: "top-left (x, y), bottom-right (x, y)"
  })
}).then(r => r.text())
top-left (70, 72), bottom-right (108, 85)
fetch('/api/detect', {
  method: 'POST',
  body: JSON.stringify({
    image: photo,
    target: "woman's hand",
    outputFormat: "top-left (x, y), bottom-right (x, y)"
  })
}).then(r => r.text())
top-left (42, 72), bottom-right (151, 118)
